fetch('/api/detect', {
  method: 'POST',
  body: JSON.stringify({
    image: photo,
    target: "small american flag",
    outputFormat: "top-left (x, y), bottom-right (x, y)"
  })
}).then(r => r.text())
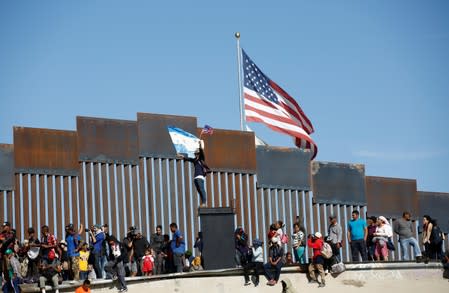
top-left (201, 124), bottom-right (214, 135)
top-left (242, 49), bottom-right (317, 160)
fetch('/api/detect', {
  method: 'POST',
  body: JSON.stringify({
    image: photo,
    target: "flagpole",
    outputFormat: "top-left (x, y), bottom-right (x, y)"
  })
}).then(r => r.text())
top-left (235, 32), bottom-right (245, 131)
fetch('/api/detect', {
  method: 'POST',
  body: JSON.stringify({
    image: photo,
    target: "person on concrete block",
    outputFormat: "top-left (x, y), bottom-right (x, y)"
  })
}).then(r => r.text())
top-left (308, 232), bottom-right (326, 288)
top-left (39, 249), bottom-right (61, 293)
top-left (105, 236), bottom-right (128, 292)
top-left (264, 237), bottom-right (284, 286)
top-left (393, 212), bottom-right (423, 262)
top-left (347, 210), bottom-right (368, 262)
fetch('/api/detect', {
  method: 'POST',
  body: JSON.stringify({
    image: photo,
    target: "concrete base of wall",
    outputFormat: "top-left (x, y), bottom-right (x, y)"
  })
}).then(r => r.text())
top-left (21, 262), bottom-right (447, 292)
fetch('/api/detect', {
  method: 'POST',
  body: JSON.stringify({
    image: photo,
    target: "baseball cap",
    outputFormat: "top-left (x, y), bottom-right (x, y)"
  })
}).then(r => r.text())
top-left (314, 232), bottom-right (322, 238)
top-left (5, 248), bottom-right (13, 255)
top-left (2, 221), bottom-right (10, 227)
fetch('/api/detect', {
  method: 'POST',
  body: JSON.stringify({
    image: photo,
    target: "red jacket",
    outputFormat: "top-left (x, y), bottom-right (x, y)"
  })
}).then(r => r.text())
top-left (307, 237), bottom-right (323, 260)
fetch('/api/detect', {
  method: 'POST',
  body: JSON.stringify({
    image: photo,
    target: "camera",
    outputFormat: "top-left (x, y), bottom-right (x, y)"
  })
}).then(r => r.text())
top-left (84, 228), bottom-right (90, 233)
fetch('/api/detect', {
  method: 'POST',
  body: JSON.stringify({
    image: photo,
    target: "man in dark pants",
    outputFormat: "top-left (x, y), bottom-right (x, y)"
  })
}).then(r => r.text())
top-left (169, 223), bottom-right (185, 273)
top-left (131, 229), bottom-right (150, 276)
top-left (150, 225), bottom-right (165, 275)
top-left (347, 210), bottom-right (368, 262)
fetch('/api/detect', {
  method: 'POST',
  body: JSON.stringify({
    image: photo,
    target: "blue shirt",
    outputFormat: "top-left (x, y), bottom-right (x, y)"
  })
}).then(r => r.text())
top-left (171, 230), bottom-right (186, 254)
top-left (348, 218), bottom-right (367, 241)
top-left (93, 231), bottom-right (105, 254)
top-left (66, 234), bottom-right (81, 257)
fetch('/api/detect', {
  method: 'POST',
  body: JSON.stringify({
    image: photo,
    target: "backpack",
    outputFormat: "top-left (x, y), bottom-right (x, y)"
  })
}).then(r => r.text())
top-left (430, 226), bottom-right (443, 245)
top-left (281, 234), bottom-right (289, 244)
top-left (321, 242), bottom-right (333, 259)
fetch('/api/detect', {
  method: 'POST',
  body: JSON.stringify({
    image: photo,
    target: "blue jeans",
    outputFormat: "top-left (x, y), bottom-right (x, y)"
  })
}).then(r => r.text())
top-left (264, 261), bottom-right (283, 282)
top-left (399, 237), bottom-right (422, 260)
top-left (80, 271), bottom-right (89, 281)
top-left (194, 178), bottom-right (207, 204)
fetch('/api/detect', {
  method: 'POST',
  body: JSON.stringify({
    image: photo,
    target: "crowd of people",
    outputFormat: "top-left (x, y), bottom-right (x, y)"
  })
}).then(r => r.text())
top-left (0, 221), bottom-right (202, 293)
top-left (234, 210), bottom-right (447, 288)
top-left (0, 210), bottom-right (446, 292)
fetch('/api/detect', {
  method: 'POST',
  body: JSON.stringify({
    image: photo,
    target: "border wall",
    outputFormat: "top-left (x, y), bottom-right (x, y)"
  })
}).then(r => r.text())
top-left (1, 112), bottom-right (448, 262)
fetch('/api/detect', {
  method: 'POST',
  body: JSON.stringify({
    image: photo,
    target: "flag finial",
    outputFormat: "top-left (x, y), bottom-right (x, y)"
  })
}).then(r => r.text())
top-left (235, 32), bottom-right (240, 39)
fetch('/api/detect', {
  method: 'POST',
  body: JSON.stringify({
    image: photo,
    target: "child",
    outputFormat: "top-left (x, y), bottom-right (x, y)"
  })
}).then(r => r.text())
top-left (141, 248), bottom-right (154, 276)
top-left (79, 242), bottom-right (90, 280)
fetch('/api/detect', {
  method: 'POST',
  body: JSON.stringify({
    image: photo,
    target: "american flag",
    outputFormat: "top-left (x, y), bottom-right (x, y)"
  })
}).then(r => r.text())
top-left (242, 49), bottom-right (317, 159)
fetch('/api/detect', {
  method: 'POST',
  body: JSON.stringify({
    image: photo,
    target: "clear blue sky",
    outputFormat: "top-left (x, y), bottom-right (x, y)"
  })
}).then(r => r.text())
top-left (1, 1), bottom-right (448, 193)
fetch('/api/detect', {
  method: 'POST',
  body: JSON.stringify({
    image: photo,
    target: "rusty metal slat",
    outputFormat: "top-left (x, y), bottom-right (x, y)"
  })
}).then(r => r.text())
top-left (108, 164), bottom-right (118, 237)
top-left (204, 173), bottom-right (212, 207)
top-left (320, 204), bottom-right (327, 235)
top-left (0, 191), bottom-right (4, 226)
top-left (242, 174), bottom-right (250, 234)
top-left (124, 165), bottom-right (132, 227)
top-left (23, 174), bottom-right (30, 235)
top-left (101, 164), bottom-right (109, 227)
top-left (220, 173), bottom-right (226, 207)
top-left (85, 164), bottom-right (94, 228)
top-left (176, 159), bottom-right (184, 235)
top-left (339, 205), bottom-right (349, 262)
top-left (116, 165), bottom-right (125, 236)
top-left (63, 176), bottom-right (70, 228)
top-left (56, 176), bottom-right (63, 239)
top-left (132, 165), bottom-right (141, 231)
top-left (8, 189), bottom-right (15, 228)
top-left (304, 191), bottom-right (313, 259)
top-left (39, 175), bottom-right (46, 232)
top-left (256, 188), bottom-right (264, 240)
top-left (168, 159), bottom-right (176, 224)
top-left (47, 175), bottom-right (55, 234)
top-left (31, 175), bottom-right (38, 232)
top-left (284, 190), bottom-right (292, 252)
top-left (93, 164), bottom-right (102, 225)
top-left (183, 160), bottom-right (193, 250)
top-left (13, 175), bottom-right (21, 239)
top-left (154, 159), bottom-right (162, 229)
top-left (418, 191), bottom-right (449, 233)
top-left (71, 176), bottom-right (79, 228)
top-left (213, 173), bottom-right (220, 208)
top-left (249, 175), bottom-right (257, 240)
top-left (146, 158), bottom-right (155, 233)
top-left (78, 163), bottom-right (86, 230)
top-left (139, 158), bottom-right (149, 236)
top-left (234, 174), bottom-right (242, 228)
top-left (160, 159), bottom-right (169, 231)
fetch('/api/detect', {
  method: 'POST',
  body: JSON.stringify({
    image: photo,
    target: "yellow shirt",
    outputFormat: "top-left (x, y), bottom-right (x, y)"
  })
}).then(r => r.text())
top-left (79, 250), bottom-right (89, 272)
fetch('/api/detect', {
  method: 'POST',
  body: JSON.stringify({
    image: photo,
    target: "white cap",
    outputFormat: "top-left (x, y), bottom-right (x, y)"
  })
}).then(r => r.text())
top-left (314, 232), bottom-right (322, 238)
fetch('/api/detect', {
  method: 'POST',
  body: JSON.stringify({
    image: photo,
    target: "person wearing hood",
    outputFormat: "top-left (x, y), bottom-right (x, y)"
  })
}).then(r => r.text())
top-left (3, 248), bottom-right (22, 293)
top-left (372, 216), bottom-right (393, 261)
top-left (307, 232), bottom-right (326, 288)
top-left (243, 238), bottom-right (264, 287)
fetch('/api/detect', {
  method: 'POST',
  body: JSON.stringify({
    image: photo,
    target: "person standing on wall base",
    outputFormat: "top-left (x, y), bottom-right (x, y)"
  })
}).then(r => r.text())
top-left (347, 210), bottom-right (368, 262)
top-left (177, 141), bottom-right (211, 208)
top-left (170, 223), bottom-right (186, 273)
